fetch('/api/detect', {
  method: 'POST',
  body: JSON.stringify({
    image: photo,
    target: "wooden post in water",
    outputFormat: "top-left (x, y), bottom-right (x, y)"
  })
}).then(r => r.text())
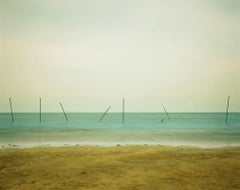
top-left (225, 96), bottom-right (230, 124)
top-left (99, 106), bottom-right (111, 122)
top-left (163, 105), bottom-right (171, 122)
top-left (39, 98), bottom-right (42, 123)
top-left (59, 102), bottom-right (68, 122)
top-left (122, 98), bottom-right (125, 123)
top-left (9, 97), bottom-right (14, 122)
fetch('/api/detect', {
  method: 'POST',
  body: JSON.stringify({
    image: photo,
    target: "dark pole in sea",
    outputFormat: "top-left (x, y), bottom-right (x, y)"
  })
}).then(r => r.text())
top-left (9, 97), bottom-right (14, 122)
top-left (225, 96), bottom-right (230, 124)
top-left (59, 102), bottom-right (68, 122)
top-left (122, 98), bottom-right (125, 123)
top-left (99, 106), bottom-right (111, 122)
top-left (39, 98), bottom-right (42, 123)
top-left (163, 105), bottom-right (171, 122)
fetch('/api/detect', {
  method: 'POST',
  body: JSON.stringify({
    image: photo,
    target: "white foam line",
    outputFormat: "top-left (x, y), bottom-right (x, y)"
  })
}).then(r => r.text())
top-left (1, 140), bottom-right (240, 149)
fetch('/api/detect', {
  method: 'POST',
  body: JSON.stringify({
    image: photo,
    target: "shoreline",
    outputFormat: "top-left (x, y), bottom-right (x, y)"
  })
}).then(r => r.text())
top-left (1, 142), bottom-right (240, 149)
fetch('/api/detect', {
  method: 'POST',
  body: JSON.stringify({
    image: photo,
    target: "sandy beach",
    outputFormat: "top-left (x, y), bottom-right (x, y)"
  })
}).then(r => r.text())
top-left (0, 145), bottom-right (240, 190)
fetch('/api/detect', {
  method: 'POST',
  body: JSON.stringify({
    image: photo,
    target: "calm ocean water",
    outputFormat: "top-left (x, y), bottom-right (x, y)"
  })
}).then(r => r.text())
top-left (0, 113), bottom-right (240, 147)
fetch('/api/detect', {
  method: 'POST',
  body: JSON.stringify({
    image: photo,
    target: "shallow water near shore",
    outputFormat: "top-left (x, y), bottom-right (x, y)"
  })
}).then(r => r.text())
top-left (0, 112), bottom-right (240, 147)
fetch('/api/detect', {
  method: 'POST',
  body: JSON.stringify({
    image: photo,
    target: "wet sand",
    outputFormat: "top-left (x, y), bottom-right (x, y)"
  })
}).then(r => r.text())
top-left (0, 145), bottom-right (240, 190)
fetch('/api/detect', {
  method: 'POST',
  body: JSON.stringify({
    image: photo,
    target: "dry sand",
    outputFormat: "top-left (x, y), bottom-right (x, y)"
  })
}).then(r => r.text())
top-left (0, 145), bottom-right (240, 190)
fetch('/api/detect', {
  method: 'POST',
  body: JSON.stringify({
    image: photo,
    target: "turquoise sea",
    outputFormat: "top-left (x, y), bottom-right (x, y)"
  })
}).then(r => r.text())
top-left (0, 113), bottom-right (240, 147)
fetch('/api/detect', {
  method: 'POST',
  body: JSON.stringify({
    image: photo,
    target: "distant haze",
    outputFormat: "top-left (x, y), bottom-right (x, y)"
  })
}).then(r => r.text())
top-left (0, 0), bottom-right (240, 112)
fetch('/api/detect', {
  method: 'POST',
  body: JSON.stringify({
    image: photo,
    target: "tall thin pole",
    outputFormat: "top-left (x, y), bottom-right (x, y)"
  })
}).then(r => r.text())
top-left (122, 98), bottom-right (125, 123)
top-left (39, 98), bottom-right (42, 123)
top-left (9, 97), bottom-right (14, 122)
top-left (163, 105), bottom-right (171, 122)
top-left (59, 102), bottom-right (68, 122)
top-left (99, 106), bottom-right (111, 122)
top-left (225, 96), bottom-right (230, 124)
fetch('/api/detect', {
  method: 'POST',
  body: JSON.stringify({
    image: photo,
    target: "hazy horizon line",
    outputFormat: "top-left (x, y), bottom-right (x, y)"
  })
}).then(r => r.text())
top-left (0, 112), bottom-right (239, 114)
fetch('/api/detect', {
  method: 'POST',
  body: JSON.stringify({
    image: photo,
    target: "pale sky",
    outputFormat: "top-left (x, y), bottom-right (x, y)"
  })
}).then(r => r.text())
top-left (0, 0), bottom-right (240, 112)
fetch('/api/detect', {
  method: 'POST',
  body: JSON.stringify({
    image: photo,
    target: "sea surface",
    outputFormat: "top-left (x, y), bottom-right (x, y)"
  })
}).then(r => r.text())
top-left (0, 113), bottom-right (240, 148)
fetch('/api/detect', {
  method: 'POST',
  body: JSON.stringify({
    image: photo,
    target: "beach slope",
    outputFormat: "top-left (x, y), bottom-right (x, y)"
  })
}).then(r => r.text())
top-left (0, 146), bottom-right (240, 190)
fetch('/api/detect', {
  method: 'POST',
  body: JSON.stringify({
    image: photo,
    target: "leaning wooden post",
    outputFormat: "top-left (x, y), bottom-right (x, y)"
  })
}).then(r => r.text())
top-left (225, 96), bottom-right (230, 124)
top-left (59, 102), bottom-right (68, 122)
top-left (163, 105), bottom-right (171, 122)
top-left (99, 106), bottom-right (111, 122)
top-left (9, 98), bottom-right (14, 122)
